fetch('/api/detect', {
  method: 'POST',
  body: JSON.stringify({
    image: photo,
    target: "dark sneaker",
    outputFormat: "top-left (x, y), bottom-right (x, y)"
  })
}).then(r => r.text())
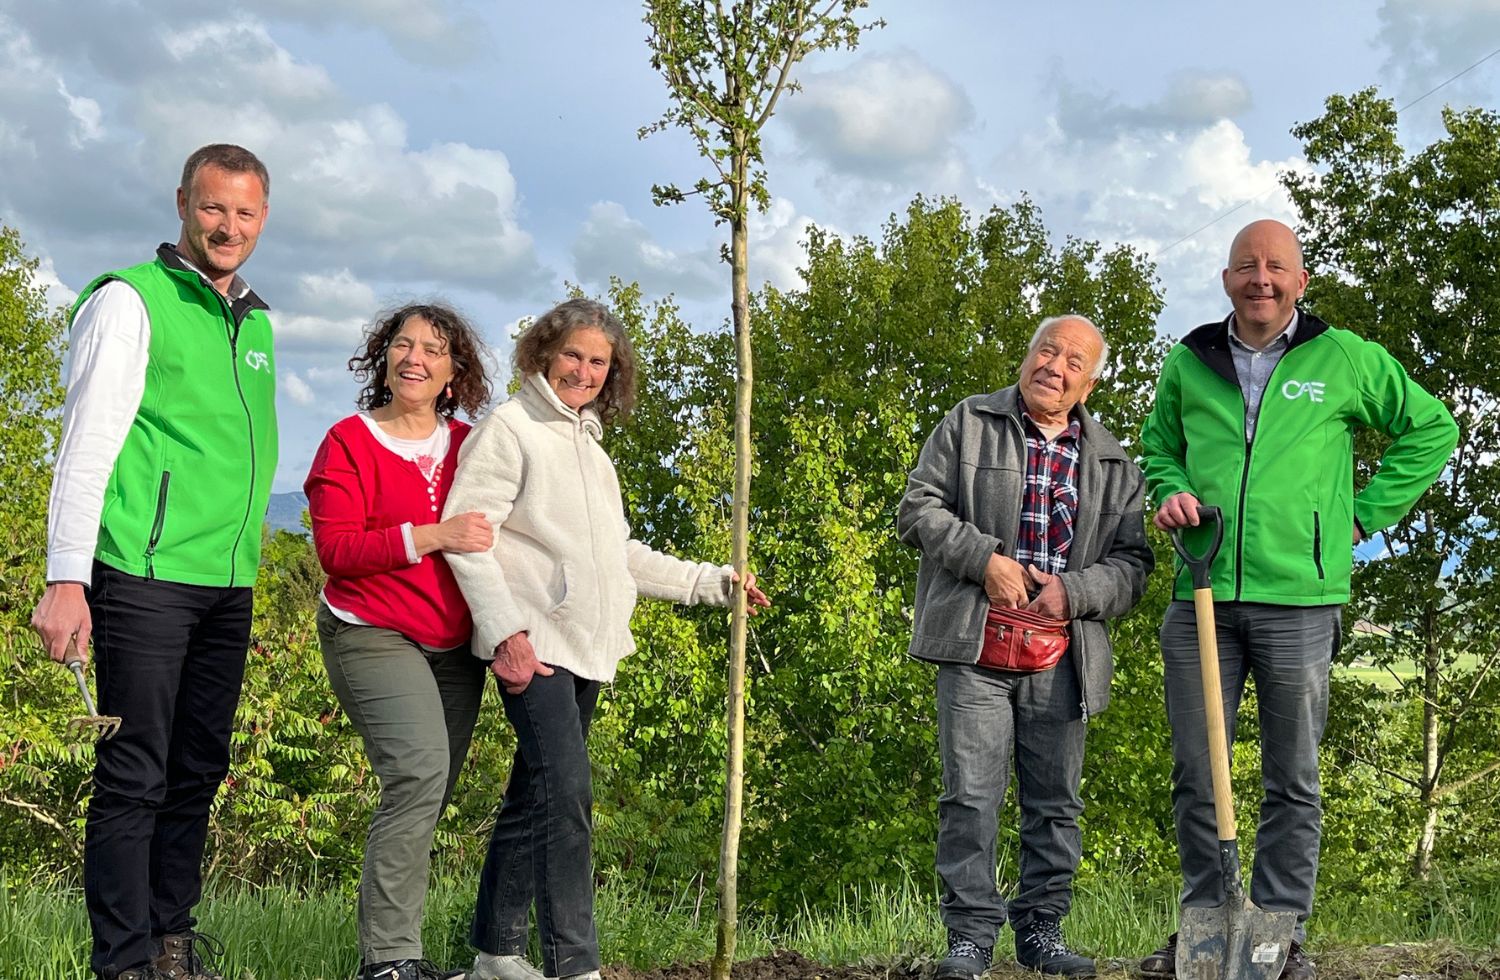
top-left (1138, 933), bottom-right (1176, 977)
top-left (1280, 941), bottom-right (1315, 980)
top-left (935, 933), bottom-right (994, 980)
top-left (154, 930), bottom-right (225, 979)
top-left (361, 960), bottom-right (466, 980)
top-left (1013, 911), bottom-right (1094, 976)
top-left (116, 968), bottom-right (169, 980)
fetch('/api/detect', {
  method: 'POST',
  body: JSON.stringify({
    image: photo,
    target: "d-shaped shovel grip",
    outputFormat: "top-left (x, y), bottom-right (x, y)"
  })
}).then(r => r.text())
top-left (1169, 505), bottom-right (1225, 588)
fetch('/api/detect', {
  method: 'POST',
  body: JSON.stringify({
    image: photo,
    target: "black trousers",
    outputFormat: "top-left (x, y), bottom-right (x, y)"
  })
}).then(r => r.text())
top-left (84, 561), bottom-right (252, 979)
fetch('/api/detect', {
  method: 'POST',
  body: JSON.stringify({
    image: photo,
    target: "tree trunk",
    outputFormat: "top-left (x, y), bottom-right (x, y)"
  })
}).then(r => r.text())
top-left (1412, 630), bottom-right (1441, 878)
top-left (713, 140), bottom-right (753, 980)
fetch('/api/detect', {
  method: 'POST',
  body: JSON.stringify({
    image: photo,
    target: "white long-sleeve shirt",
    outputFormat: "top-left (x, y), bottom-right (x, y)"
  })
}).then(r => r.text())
top-left (45, 281), bottom-right (151, 584)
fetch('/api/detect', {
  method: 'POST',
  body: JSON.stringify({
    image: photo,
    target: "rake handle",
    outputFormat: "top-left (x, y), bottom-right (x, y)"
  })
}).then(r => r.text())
top-left (63, 638), bottom-right (101, 717)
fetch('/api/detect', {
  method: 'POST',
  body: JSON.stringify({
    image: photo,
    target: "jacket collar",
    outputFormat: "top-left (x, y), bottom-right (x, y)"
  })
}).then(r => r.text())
top-left (155, 243), bottom-right (269, 326)
top-left (1179, 308), bottom-right (1332, 386)
top-left (973, 384), bottom-right (1127, 461)
top-left (522, 372), bottom-right (604, 440)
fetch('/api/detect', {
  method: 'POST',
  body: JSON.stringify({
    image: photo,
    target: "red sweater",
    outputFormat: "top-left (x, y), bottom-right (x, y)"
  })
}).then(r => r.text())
top-left (305, 414), bottom-right (473, 649)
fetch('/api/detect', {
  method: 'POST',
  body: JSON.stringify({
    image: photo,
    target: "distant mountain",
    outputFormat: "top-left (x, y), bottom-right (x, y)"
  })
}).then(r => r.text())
top-left (266, 492), bottom-right (309, 535)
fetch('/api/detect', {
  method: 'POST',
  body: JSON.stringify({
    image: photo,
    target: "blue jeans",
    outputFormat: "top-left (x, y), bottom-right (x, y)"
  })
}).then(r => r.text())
top-left (471, 667), bottom-right (600, 977)
top-left (1161, 600), bottom-right (1339, 938)
top-left (935, 659), bottom-right (1087, 946)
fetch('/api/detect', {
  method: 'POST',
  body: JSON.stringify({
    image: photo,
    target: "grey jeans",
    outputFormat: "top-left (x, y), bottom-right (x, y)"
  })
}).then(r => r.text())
top-left (318, 604), bottom-right (487, 964)
top-left (936, 659), bottom-right (1087, 946)
top-left (1161, 600), bottom-right (1339, 939)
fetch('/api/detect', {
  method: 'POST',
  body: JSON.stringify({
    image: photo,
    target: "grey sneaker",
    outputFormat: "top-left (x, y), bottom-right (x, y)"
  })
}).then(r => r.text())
top-left (1013, 911), bottom-right (1093, 976)
top-left (936, 933), bottom-right (994, 980)
top-left (470, 953), bottom-right (546, 980)
top-left (153, 930), bottom-right (225, 980)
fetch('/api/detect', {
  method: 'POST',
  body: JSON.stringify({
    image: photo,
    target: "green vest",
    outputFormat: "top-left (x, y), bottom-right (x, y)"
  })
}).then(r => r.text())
top-left (74, 249), bottom-right (279, 587)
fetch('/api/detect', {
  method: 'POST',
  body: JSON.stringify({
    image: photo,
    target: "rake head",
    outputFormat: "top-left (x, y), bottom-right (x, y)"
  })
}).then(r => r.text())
top-left (63, 644), bottom-right (122, 741)
top-left (67, 713), bottom-right (122, 740)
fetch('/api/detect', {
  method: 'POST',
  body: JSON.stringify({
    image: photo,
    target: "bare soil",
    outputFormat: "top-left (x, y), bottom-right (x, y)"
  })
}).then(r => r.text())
top-left (603, 944), bottom-right (1500, 980)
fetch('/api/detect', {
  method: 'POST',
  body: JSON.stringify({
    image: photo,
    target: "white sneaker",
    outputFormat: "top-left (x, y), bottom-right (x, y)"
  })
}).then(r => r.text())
top-left (470, 953), bottom-right (547, 980)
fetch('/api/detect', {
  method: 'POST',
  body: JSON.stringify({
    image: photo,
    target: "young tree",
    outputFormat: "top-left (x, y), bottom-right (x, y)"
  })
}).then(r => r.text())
top-left (640, 3), bottom-right (878, 973)
top-left (0, 226), bottom-right (77, 866)
top-left (1285, 89), bottom-right (1500, 878)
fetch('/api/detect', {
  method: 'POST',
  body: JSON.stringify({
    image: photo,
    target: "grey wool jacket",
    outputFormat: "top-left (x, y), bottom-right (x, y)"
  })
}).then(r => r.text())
top-left (897, 385), bottom-right (1154, 718)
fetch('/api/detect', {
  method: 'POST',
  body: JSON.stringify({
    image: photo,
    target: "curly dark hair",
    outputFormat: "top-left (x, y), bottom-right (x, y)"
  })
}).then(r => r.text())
top-left (348, 302), bottom-right (492, 419)
top-left (513, 298), bottom-right (637, 425)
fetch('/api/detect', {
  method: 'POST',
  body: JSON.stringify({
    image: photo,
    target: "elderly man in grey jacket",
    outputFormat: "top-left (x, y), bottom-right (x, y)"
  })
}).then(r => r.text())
top-left (898, 315), bottom-right (1153, 979)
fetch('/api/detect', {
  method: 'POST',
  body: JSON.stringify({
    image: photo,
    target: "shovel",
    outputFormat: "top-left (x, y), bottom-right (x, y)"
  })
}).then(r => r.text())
top-left (63, 638), bottom-right (121, 741)
top-left (1170, 506), bottom-right (1296, 980)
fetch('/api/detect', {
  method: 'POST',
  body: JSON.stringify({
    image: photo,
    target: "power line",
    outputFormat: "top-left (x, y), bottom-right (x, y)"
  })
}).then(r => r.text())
top-left (1155, 44), bottom-right (1500, 258)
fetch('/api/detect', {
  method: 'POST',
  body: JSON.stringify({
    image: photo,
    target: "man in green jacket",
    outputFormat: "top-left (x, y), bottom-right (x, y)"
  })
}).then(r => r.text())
top-left (31, 144), bottom-right (276, 980)
top-left (1137, 219), bottom-right (1457, 980)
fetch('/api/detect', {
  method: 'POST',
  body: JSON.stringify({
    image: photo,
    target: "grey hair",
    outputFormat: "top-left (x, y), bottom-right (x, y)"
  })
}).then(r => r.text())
top-left (1028, 314), bottom-right (1110, 379)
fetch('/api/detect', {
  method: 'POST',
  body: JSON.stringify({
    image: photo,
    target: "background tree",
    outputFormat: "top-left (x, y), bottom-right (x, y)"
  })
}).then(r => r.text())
top-left (1285, 88), bottom-right (1500, 879)
top-left (0, 226), bottom-right (82, 867)
top-left (600, 196), bottom-right (1177, 912)
top-left (640, 3), bottom-right (879, 972)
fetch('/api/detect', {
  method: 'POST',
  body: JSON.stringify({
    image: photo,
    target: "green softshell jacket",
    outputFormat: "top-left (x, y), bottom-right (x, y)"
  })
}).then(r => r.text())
top-left (1139, 311), bottom-right (1457, 605)
top-left (73, 245), bottom-right (279, 587)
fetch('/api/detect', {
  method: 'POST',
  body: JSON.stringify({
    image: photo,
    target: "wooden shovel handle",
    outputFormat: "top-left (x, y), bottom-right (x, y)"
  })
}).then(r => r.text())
top-left (1193, 586), bottom-right (1236, 843)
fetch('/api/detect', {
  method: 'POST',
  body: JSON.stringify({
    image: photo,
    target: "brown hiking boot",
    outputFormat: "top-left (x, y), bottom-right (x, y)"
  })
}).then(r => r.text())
top-left (116, 968), bottom-right (169, 980)
top-left (153, 930), bottom-right (225, 980)
top-left (1138, 933), bottom-right (1176, 977)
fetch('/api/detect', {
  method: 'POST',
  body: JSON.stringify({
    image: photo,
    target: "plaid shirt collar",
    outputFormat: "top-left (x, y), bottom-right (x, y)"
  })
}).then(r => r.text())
top-left (1014, 392), bottom-right (1083, 576)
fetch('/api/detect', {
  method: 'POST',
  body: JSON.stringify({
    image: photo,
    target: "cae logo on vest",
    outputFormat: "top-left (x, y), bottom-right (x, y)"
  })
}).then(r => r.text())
top-left (1281, 379), bottom-right (1325, 403)
top-left (244, 350), bottom-right (270, 372)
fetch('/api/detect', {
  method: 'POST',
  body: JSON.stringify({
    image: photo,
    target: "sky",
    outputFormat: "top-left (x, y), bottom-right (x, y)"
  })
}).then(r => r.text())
top-left (2, 0), bottom-right (1497, 493)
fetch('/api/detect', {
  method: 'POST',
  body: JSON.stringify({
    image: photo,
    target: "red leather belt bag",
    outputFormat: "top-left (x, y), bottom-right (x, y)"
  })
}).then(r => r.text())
top-left (978, 605), bottom-right (1070, 673)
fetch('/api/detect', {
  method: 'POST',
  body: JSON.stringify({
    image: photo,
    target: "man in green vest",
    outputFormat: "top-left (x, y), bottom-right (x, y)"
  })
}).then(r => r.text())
top-left (31, 144), bottom-right (277, 980)
top-left (1137, 219), bottom-right (1456, 980)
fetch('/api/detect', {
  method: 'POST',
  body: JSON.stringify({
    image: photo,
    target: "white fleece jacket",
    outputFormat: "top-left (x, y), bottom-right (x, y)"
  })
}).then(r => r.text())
top-left (444, 372), bottom-right (733, 681)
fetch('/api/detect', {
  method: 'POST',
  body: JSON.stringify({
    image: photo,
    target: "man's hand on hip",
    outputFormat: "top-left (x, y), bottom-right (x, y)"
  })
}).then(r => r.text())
top-left (31, 582), bottom-right (91, 665)
top-left (984, 552), bottom-right (1028, 608)
top-left (1153, 491), bottom-right (1203, 531)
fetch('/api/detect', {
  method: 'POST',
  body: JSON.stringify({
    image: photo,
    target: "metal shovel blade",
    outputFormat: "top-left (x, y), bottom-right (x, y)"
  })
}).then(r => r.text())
top-left (1178, 899), bottom-right (1297, 980)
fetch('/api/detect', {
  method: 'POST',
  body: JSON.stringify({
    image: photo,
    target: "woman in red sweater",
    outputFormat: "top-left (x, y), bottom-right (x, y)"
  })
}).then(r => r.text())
top-left (305, 303), bottom-right (493, 980)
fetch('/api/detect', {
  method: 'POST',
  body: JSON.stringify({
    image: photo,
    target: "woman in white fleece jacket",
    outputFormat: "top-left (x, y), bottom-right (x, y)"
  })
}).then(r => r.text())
top-left (445, 298), bottom-right (768, 980)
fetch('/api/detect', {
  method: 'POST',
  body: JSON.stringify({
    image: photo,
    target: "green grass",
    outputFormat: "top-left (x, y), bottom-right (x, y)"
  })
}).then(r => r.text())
top-left (1338, 652), bottom-right (1485, 690)
top-left (3, 870), bottom-right (1497, 979)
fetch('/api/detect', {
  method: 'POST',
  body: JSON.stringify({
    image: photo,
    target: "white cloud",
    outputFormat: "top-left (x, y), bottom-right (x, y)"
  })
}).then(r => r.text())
top-left (57, 80), bottom-right (103, 148)
top-left (0, 8), bottom-right (549, 312)
top-left (240, 0), bottom-right (489, 64)
top-left (275, 312), bottom-right (370, 351)
top-left (750, 198), bottom-right (824, 293)
top-left (1377, 0), bottom-right (1500, 106)
top-left (1054, 70), bottom-right (1253, 140)
top-left (572, 201), bottom-right (721, 299)
top-left (294, 268), bottom-right (379, 319)
top-left (280, 371), bottom-right (316, 406)
top-left (783, 50), bottom-right (973, 182)
top-left (993, 96), bottom-right (1314, 332)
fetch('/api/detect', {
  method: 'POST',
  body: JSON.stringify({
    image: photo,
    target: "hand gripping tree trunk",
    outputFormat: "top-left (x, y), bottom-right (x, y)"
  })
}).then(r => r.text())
top-left (641, 4), bottom-right (879, 977)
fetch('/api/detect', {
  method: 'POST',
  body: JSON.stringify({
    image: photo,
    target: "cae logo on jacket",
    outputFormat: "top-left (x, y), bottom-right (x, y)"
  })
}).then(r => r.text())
top-left (1281, 379), bottom-right (1326, 403)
